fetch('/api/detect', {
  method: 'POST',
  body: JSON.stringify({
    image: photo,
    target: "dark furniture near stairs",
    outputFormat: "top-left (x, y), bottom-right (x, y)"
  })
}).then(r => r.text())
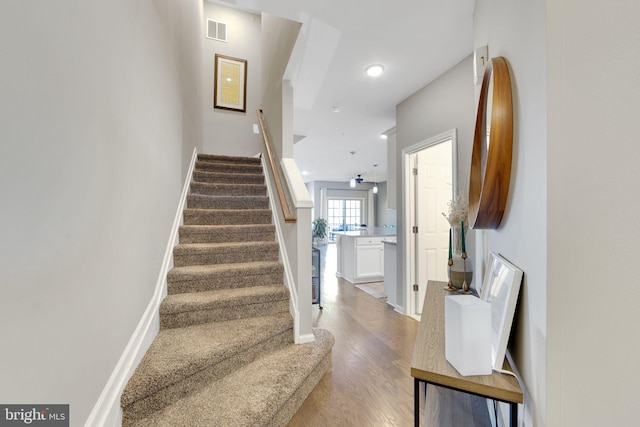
top-left (312, 247), bottom-right (322, 309)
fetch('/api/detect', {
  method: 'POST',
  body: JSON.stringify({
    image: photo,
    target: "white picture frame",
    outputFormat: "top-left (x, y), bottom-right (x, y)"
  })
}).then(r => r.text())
top-left (479, 252), bottom-right (523, 371)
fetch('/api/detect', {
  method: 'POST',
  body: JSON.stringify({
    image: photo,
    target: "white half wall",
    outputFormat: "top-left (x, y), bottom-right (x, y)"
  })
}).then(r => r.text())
top-left (0, 0), bottom-right (203, 423)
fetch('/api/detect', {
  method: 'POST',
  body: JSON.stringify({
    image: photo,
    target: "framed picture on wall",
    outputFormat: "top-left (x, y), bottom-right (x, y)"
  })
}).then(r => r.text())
top-left (214, 54), bottom-right (247, 112)
top-left (480, 252), bottom-right (523, 371)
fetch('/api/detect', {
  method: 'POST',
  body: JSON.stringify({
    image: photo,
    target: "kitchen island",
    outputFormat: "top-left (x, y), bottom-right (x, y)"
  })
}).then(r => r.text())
top-left (334, 228), bottom-right (396, 284)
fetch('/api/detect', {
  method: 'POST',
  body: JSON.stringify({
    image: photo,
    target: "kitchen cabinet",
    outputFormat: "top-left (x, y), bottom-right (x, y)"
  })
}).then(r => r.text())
top-left (335, 229), bottom-right (395, 284)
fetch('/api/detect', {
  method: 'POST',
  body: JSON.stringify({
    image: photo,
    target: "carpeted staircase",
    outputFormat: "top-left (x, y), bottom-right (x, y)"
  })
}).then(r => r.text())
top-left (121, 154), bottom-right (333, 426)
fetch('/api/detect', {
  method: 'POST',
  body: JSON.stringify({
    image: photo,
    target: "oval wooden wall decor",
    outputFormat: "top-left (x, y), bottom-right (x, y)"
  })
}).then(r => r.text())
top-left (469, 56), bottom-right (513, 229)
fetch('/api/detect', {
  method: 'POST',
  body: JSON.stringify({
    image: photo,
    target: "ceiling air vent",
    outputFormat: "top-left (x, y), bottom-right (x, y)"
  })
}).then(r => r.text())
top-left (207, 20), bottom-right (227, 42)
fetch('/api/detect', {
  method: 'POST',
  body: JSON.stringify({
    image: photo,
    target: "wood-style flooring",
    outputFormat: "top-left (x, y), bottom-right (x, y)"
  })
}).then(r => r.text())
top-left (287, 244), bottom-right (420, 427)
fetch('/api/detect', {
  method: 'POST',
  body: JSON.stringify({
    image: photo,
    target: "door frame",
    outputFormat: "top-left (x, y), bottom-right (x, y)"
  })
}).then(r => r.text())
top-left (402, 129), bottom-right (458, 319)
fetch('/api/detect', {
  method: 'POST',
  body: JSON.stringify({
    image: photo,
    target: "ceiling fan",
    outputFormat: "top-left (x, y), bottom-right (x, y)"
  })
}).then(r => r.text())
top-left (350, 165), bottom-right (379, 194)
top-left (348, 153), bottom-right (379, 193)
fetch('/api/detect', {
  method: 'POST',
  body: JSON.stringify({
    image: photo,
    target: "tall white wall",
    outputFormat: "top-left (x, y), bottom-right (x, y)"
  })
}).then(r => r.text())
top-left (395, 55), bottom-right (476, 312)
top-left (546, 1), bottom-right (640, 425)
top-left (261, 13), bottom-right (302, 160)
top-left (202, 3), bottom-right (262, 156)
top-left (473, 0), bottom-right (547, 425)
top-left (0, 0), bottom-right (203, 423)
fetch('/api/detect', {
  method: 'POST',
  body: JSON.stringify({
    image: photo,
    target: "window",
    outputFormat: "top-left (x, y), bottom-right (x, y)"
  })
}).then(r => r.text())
top-left (327, 199), bottom-right (363, 242)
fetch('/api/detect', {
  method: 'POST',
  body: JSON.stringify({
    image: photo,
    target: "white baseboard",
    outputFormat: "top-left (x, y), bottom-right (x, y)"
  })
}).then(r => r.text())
top-left (84, 148), bottom-right (198, 427)
top-left (297, 332), bottom-right (316, 344)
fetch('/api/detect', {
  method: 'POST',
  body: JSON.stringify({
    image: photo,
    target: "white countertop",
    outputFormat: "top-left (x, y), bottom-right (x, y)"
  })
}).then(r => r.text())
top-left (333, 227), bottom-right (396, 238)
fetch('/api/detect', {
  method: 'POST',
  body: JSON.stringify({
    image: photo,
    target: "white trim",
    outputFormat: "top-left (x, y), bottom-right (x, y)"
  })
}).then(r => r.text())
top-left (297, 332), bottom-right (316, 344)
top-left (401, 129), bottom-right (458, 318)
top-left (84, 148), bottom-right (198, 427)
top-left (281, 158), bottom-right (313, 208)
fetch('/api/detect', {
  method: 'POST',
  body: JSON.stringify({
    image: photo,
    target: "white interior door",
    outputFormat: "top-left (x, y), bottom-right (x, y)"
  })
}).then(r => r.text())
top-left (404, 130), bottom-right (457, 319)
top-left (415, 140), bottom-right (453, 314)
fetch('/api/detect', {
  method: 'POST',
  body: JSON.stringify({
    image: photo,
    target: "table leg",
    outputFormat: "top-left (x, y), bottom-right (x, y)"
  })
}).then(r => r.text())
top-left (510, 402), bottom-right (518, 427)
top-left (414, 378), bottom-right (420, 427)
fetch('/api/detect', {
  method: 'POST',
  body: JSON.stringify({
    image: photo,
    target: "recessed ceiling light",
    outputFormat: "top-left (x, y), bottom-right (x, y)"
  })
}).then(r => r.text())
top-left (365, 64), bottom-right (385, 77)
top-left (380, 134), bottom-right (388, 140)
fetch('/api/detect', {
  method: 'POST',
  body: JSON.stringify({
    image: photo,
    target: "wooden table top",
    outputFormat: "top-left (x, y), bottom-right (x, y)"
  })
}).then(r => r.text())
top-left (410, 281), bottom-right (523, 404)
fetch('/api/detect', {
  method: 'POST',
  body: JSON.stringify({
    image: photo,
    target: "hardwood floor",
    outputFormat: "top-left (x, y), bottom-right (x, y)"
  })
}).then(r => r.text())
top-left (287, 244), bottom-right (419, 427)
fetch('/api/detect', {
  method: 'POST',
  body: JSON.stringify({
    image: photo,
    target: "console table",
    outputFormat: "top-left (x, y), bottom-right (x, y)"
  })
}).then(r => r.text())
top-left (410, 281), bottom-right (523, 426)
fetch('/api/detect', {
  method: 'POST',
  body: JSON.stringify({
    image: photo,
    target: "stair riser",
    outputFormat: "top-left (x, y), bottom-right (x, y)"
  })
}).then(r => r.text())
top-left (179, 231), bottom-right (275, 244)
top-left (266, 353), bottom-right (333, 427)
top-left (122, 328), bottom-right (294, 426)
top-left (167, 272), bottom-right (284, 294)
top-left (189, 183), bottom-right (267, 197)
top-left (187, 195), bottom-right (269, 210)
top-left (195, 161), bottom-right (263, 175)
top-left (193, 171), bottom-right (264, 185)
top-left (197, 154), bottom-right (261, 165)
top-left (160, 299), bottom-right (290, 329)
top-left (173, 248), bottom-right (279, 267)
top-left (183, 209), bottom-right (272, 226)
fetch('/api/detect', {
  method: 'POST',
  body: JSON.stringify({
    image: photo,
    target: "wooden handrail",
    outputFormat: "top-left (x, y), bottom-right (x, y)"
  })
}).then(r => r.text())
top-left (257, 109), bottom-right (297, 223)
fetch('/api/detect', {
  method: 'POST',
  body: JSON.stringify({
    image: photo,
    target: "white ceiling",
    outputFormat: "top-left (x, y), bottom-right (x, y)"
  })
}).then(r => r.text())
top-left (211, 0), bottom-right (476, 184)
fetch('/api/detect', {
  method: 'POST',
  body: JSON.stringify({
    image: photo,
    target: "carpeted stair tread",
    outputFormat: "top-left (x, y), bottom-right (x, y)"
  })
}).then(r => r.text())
top-left (128, 329), bottom-right (334, 427)
top-left (173, 241), bottom-right (279, 267)
top-left (167, 261), bottom-right (284, 294)
top-left (167, 260), bottom-right (283, 281)
top-left (179, 224), bottom-right (275, 244)
top-left (186, 193), bottom-right (269, 210)
top-left (189, 182), bottom-right (267, 197)
top-left (160, 285), bottom-right (289, 315)
top-left (121, 313), bottom-right (294, 408)
top-left (193, 170), bottom-right (264, 185)
top-left (195, 160), bottom-right (263, 175)
top-left (159, 285), bottom-right (290, 329)
top-left (183, 208), bottom-right (272, 225)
